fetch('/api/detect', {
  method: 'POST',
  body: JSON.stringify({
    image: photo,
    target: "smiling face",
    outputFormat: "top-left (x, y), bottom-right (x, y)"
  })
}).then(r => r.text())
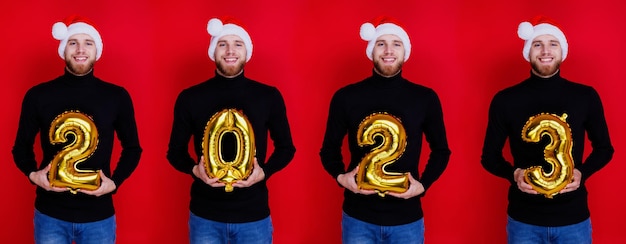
top-left (529, 34), bottom-right (562, 77)
top-left (64, 33), bottom-right (96, 76)
top-left (214, 35), bottom-right (247, 77)
top-left (372, 34), bottom-right (405, 77)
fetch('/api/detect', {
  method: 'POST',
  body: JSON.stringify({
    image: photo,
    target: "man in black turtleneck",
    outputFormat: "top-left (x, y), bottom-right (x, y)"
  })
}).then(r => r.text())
top-left (481, 16), bottom-right (614, 243)
top-left (320, 16), bottom-right (450, 243)
top-left (167, 17), bottom-right (295, 244)
top-left (12, 15), bottom-right (142, 244)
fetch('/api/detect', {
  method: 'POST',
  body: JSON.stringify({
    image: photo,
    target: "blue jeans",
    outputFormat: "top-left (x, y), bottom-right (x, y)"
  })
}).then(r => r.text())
top-left (507, 216), bottom-right (592, 244)
top-left (189, 212), bottom-right (273, 244)
top-left (341, 212), bottom-right (424, 244)
top-left (33, 209), bottom-right (116, 244)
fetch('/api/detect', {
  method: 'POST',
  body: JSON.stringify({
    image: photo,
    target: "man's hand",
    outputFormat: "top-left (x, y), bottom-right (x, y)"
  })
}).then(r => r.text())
top-left (559, 169), bottom-right (582, 194)
top-left (387, 173), bottom-right (425, 199)
top-left (28, 164), bottom-right (68, 193)
top-left (80, 171), bottom-right (117, 197)
top-left (337, 166), bottom-right (376, 195)
top-left (514, 168), bottom-right (538, 194)
top-left (194, 156), bottom-right (225, 187)
top-left (233, 158), bottom-right (265, 188)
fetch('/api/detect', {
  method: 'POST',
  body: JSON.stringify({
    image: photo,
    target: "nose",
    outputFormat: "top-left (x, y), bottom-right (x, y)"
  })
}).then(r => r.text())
top-left (76, 43), bottom-right (85, 53)
top-left (384, 45), bottom-right (393, 55)
top-left (225, 44), bottom-right (235, 55)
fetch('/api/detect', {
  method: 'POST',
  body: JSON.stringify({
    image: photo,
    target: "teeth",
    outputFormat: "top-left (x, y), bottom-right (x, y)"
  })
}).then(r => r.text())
top-left (383, 58), bottom-right (395, 62)
top-left (225, 58), bottom-right (237, 62)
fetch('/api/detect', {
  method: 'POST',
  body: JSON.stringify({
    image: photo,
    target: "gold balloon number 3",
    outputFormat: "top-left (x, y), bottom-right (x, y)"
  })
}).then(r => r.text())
top-left (202, 109), bottom-right (255, 192)
top-left (356, 112), bottom-right (408, 197)
top-left (521, 113), bottom-right (574, 198)
top-left (48, 111), bottom-right (101, 194)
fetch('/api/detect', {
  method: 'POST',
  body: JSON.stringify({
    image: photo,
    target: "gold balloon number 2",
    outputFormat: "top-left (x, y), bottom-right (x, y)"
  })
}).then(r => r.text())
top-left (202, 109), bottom-right (255, 192)
top-left (48, 111), bottom-right (101, 194)
top-left (521, 113), bottom-right (574, 198)
top-left (356, 112), bottom-right (409, 197)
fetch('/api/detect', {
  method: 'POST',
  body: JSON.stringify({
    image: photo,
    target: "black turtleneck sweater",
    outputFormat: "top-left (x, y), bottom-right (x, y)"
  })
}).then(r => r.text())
top-left (167, 71), bottom-right (295, 223)
top-left (12, 69), bottom-right (142, 223)
top-left (481, 71), bottom-right (614, 226)
top-left (319, 71), bottom-right (451, 226)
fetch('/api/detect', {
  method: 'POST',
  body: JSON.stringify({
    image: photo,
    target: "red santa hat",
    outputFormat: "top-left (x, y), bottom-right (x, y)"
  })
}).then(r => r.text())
top-left (518, 15), bottom-right (568, 61)
top-left (207, 16), bottom-right (253, 62)
top-left (360, 16), bottom-right (412, 61)
top-left (52, 15), bottom-right (103, 60)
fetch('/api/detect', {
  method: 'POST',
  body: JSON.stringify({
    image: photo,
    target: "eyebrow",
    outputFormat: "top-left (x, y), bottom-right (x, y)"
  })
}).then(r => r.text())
top-left (375, 39), bottom-right (403, 43)
top-left (217, 40), bottom-right (245, 43)
top-left (67, 38), bottom-right (95, 43)
top-left (532, 39), bottom-right (559, 44)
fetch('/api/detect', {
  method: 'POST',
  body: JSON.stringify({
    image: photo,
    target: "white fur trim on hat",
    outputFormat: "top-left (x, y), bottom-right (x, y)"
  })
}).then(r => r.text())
top-left (518, 22), bottom-right (568, 62)
top-left (52, 22), bottom-right (103, 60)
top-left (207, 18), bottom-right (253, 62)
top-left (361, 23), bottom-right (411, 61)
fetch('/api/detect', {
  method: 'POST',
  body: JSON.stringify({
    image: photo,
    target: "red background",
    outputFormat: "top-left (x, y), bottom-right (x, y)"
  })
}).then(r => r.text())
top-left (1, 1), bottom-right (625, 243)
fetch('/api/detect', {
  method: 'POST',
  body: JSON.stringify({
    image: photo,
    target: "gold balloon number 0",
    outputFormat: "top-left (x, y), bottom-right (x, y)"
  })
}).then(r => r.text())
top-left (202, 109), bottom-right (255, 192)
top-left (48, 111), bottom-right (101, 194)
top-left (356, 112), bottom-right (408, 197)
top-left (521, 113), bottom-right (574, 198)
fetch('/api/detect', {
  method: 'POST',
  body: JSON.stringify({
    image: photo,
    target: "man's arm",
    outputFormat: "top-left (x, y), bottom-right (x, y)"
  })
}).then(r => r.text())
top-left (110, 89), bottom-right (142, 189)
top-left (319, 91), bottom-right (349, 180)
top-left (166, 92), bottom-right (197, 175)
top-left (419, 90), bottom-right (451, 191)
top-left (481, 94), bottom-right (516, 184)
top-left (12, 89), bottom-right (42, 178)
top-left (577, 88), bottom-right (614, 181)
top-left (257, 88), bottom-right (296, 179)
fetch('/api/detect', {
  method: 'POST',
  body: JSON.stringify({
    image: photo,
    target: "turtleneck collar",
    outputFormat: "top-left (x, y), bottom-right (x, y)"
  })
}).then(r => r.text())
top-left (367, 69), bottom-right (404, 87)
top-left (61, 68), bottom-right (97, 85)
top-left (210, 70), bottom-right (247, 87)
top-left (526, 69), bottom-right (565, 87)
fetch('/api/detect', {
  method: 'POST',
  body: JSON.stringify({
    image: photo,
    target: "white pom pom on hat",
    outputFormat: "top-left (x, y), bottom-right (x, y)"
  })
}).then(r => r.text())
top-left (360, 16), bottom-right (411, 61)
top-left (51, 15), bottom-right (103, 60)
top-left (52, 22), bottom-right (68, 40)
top-left (207, 18), bottom-right (224, 36)
top-left (518, 15), bottom-right (568, 62)
top-left (207, 16), bottom-right (253, 62)
top-left (360, 23), bottom-right (376, 41)
top-left (517, 21), bottom-right (534, 40)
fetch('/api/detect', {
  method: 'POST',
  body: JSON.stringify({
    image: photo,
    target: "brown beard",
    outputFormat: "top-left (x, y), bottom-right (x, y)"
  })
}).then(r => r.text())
top-left (531, 59), bottom-right (561, 77)
top-left (216, 60), bottom-right (245, 77)
top-left (65, 59), bottom-right (94, 76)
top-left (374, 59), bottom-right (403, 77)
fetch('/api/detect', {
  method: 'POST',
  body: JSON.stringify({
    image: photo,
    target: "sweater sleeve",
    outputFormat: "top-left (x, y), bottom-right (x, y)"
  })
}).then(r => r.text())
top-left (481, 93), bottom-right (516, 184)
top-left (260, 88), bottom-right (296, 179)
top-left (578, 88), bottom-right (614, 181)
top-left (166, 91), bottom-right (198, 175)
top-left (12, 88), bottom-right (41, 178)
top-left (419, 90), bottom-right (451, 190)
top-left (319, 91), bottom-right (348, 180)
top-left (110, 89), bottom-right (143, 188)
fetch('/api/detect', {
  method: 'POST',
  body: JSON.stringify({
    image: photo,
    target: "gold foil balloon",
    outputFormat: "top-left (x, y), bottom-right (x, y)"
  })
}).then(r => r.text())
top-left (356, 112), bottom-right (408, 197)
top-left (202, 109), bottom-right (255, 192)
top-left (521, 113), bottom-right (574, 198)
top-left (48, 111), bottom-right (101, 194)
